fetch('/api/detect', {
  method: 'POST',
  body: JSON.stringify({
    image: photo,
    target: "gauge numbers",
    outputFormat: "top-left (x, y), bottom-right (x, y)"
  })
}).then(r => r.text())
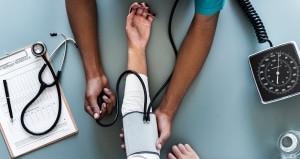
top-left (249, 41), bottom-right (300, 104)
top-left (258, 51), bottom-right (299, 94)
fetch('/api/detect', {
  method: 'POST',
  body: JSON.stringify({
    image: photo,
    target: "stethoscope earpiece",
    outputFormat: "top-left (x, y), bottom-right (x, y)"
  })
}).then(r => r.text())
top-left (32, 42), bottom-right (47, 57)
top-left (50, 32), bottom-right (58, 37)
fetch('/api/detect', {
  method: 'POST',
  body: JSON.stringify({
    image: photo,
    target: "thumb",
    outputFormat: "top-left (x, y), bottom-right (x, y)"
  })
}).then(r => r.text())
top-left (156, 130), bottom-right (170, 150)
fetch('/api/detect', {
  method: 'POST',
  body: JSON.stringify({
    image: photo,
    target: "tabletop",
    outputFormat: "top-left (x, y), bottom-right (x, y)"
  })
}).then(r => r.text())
top-left (1, 0), bottom-right (300, 159)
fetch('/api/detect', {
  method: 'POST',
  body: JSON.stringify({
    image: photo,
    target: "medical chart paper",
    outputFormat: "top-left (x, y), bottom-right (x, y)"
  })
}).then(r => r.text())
top-left (0, 45), bottom-right (78, 158)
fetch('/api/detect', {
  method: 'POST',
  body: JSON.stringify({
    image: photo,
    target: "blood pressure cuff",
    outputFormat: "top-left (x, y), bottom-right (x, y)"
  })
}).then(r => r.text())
top-left (123, 112), bottom-right (160, 157)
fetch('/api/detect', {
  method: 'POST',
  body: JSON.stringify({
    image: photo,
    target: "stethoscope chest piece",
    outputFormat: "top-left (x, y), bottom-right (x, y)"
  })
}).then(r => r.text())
top-left (32, 42), bottom-right (47, 57)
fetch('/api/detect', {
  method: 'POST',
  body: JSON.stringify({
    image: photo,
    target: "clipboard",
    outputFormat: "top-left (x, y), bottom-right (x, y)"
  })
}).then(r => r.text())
top-left (0, 44), bottom-right (78, 158)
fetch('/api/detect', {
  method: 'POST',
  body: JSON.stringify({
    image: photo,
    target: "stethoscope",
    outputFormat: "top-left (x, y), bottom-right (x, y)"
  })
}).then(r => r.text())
top-left (20, 33), bottom-right (77, 135)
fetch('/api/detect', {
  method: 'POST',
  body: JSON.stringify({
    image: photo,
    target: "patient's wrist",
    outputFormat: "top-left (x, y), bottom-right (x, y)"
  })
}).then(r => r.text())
top-left (128, 46), bottom-right (146, 55)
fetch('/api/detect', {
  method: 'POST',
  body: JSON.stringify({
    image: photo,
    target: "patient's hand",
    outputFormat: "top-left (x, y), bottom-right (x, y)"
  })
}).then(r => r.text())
top-left (126, 2), bottom-right (155, 52)
top-left (168, 144), bottom-right (200, 159)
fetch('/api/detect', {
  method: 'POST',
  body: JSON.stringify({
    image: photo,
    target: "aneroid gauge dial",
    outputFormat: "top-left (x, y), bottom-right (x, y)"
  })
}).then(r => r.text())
top-left (249, 41), bottom-right (300, 104)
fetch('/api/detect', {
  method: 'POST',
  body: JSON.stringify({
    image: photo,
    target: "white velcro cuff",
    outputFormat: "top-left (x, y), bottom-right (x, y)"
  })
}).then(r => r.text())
top-left (123, 112), bottom-right (159, 157)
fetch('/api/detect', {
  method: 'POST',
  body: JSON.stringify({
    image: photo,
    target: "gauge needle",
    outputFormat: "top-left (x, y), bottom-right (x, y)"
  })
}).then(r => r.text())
top-left (271, 65), bottom-right (281, 69)
top-left (276, 71), bottom-right (279, 84)
top-left (276, 53), bottom-right (281, 84)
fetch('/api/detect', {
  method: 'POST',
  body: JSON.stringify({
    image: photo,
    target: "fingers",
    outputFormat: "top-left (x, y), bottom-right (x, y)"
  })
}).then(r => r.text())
top-left (85, 87), bottom-right (116, 121)
top-left (156, 119), bottom-right (171, 150)
top-left (128, 2), bottom-right (140, 14)
top-left (168, 144), bottom-right (196, 159)
top-left (128, 2), bottom-right (155, 21)
top-left (183, 144), bottom-right (200, 158)
top-left (154, 109), bottom-right (172, 150)
top-left (167, 152), bottom-right (177, 159)
top-left (147, 14), bottom-right (155, 23)
top-left (102, 88), bottom-right (116, 115)
top-left (119, 128), bottom-right (124, 141)
top-left (177, 144), bottom-right (189, 154)
top-left (98, 88), bottom-right (114, 117)
top-left (156, 129), bottom-right (171, 150)
top-left (119, 133), bottom-right (124, 141)
top-left (127, 2), bottom-right (139, 27)
top-left (170, 144), bottom-right (187, 158)
top-left (184, 144), bottom-right (194, 152)
top-left (136, 6), bottom-right (144, 15)
top-left (119, 128), bottom-right (126, 150)
top-left (171, 145), bottom-right (181, 157)
top-left (85, 96), bottom-right (101, 120)
top-left (169, 144), bottom-right (200, 159)
top-left (99, 103), bottom-right (106, 117)
top-left (121, 143), bottom-right (126, 150)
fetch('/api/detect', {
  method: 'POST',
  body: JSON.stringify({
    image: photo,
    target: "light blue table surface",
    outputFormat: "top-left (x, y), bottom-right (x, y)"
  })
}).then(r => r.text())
top-left (1, 0), bottom-right (300, 159)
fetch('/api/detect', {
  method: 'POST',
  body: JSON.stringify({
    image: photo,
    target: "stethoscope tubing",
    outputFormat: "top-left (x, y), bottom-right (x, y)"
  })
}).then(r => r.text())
top-left (20, 55), bottom-right (62, 135)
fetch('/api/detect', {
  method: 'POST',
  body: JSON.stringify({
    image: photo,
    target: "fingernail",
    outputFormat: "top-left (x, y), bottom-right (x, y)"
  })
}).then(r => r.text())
top-left (103, 95), bottom-right (108, 100)
top-left (94, 113), bottom-right (99, 119)
top-left (157, 143), bottom-right (162, 150)
top-left (121, 144), bottom-right (125, 150)
top-left (103, 88), bottom-right (109, 92)
top-left (103, 103), bottom-right (107, 108)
